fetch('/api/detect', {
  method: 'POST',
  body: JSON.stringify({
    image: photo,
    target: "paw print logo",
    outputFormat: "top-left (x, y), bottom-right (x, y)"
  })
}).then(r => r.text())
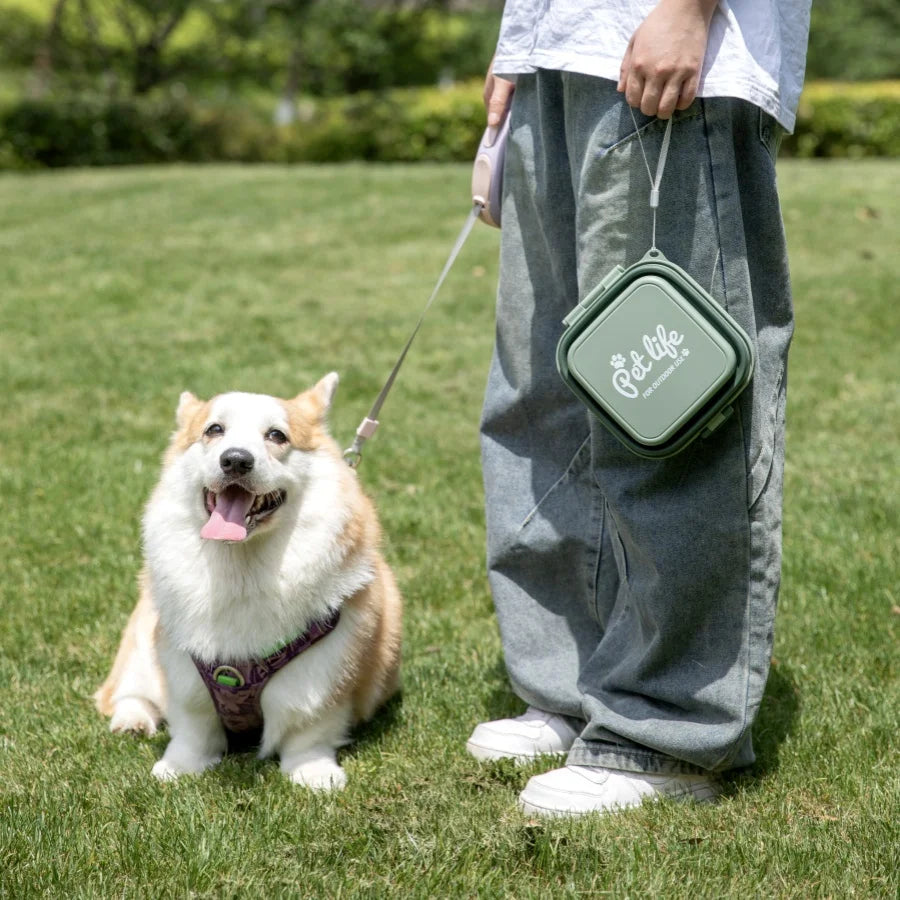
top-left (682, 348), bottom-right (690, 357)
top-left (610, 354), bottom-right (626, 369)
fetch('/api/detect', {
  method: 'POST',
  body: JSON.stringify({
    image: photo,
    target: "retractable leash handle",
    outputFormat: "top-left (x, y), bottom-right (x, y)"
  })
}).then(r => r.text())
top-left (343, 114), bottom-right (510, 468)
top-left (471, 110), bottom-right (510, 228)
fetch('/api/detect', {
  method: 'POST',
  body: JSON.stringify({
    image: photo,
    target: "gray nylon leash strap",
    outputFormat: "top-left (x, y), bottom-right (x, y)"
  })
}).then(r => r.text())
top-left (344, 202), bottom-right (484, 467)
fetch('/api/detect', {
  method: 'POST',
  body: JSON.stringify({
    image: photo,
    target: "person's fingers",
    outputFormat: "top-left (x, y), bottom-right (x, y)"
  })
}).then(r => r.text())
top-left (640, 79), bottom-right (664, 117)
top-left (656, 78), bottom-right (684, 119)
top-left (624, 70), bottom-right (645, 111)
top-left (617, 37), bottom-right (634, 92)
top-left (676, 73), bottom-right (700, 111)
top-left (487, 77), bottom-right (515, 127)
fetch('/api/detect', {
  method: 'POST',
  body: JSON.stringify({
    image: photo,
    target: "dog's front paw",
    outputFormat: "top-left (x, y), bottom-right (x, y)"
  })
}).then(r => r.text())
top-left (151, 759), bottom-right (182, 782)
top-left (151, 753), bottom-right (220, 782)
top-left (288, 758), bottom-right (347, 792)
top-left (110, 697), bottom-right (162, 737)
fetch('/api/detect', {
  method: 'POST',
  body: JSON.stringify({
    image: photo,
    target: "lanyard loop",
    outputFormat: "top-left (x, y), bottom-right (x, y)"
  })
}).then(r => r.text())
top-left (628, 106), bottom-right (674, 252)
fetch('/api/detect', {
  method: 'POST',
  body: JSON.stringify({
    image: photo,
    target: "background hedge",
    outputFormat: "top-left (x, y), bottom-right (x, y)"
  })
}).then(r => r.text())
top-left (789, 81), bottom-right (900, 158)
top-left (1, 80), bottom-right (898, 170)
top-left (1, 0), bottom-right (896, 168)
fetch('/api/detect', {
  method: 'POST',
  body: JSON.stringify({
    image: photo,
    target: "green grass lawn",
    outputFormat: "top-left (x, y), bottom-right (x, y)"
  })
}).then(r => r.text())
top-left (0, 160), bottom-right (897, 898)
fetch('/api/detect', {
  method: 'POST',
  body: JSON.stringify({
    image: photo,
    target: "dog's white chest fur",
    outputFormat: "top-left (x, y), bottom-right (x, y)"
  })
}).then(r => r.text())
top-left (144, 443), bottom-right (374, 662)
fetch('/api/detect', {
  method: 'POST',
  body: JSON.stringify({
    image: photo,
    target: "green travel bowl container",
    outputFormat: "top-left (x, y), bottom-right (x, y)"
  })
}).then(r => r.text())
top-left (557, 250), bottom-right (755, 458)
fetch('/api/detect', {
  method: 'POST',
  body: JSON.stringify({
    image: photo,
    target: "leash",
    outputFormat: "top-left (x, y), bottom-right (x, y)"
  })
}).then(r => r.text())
top-left (342, 201), bottom-right (484, 467)
top-left (343, 112), bottom-right (510, 468)
top-left (342, 107), bottom-right (682, 468)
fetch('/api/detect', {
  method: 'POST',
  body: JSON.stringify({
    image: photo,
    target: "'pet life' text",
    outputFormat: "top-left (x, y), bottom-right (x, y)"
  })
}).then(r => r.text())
top-left (610, 324), bottom-right (687, 399)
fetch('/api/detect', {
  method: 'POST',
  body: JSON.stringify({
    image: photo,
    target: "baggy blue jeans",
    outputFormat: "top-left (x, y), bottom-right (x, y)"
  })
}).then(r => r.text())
top-left (480, 72), bottom-right (793, 775)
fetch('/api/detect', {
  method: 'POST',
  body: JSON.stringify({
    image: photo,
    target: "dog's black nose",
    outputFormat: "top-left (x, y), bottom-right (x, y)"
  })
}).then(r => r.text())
top-left (220, 448), bottom-right (254, 475)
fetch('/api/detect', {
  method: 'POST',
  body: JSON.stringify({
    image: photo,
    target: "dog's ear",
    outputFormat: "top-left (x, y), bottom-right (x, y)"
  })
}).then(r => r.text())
top-left (311, 372), bottom-right (339, 415)
top-left (176, 391), bottom-right (205, 428)
top-left (285, 374), bottom-right (339, 441)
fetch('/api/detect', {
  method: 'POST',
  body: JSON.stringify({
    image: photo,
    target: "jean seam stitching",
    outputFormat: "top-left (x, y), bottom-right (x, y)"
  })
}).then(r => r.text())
top-left (698, 96), bottom-right (755, 772)
top-left (590, 490), bottom-right (607, 622)
top-left (569, 740), bottom-right (709, 776)
top-left (699, 98), bottom-right (730, 314)
top-left (748, 362), bottom-right (786, 510)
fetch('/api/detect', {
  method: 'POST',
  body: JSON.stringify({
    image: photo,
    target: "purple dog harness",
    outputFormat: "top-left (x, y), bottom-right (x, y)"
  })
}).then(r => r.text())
top-left (192, 608), bottom-right (341, 751)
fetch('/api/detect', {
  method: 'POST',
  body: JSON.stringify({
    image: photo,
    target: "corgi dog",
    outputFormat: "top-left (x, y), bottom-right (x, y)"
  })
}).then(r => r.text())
top-left (94, 373), bottom-right (402, 790)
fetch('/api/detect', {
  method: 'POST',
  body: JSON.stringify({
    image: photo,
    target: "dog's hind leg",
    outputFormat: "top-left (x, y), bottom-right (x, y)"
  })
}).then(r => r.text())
top-left (94, 571), bottom-right (166, 736)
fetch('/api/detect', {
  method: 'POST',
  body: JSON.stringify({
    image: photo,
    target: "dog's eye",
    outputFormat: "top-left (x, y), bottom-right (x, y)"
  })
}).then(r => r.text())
top-left (266, 428), bottom-right (288, 445)
top-left (204, 423), bottom-right (224, 438)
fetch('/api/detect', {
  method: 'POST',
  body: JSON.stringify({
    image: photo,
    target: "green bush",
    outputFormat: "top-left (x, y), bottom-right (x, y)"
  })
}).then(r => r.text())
top-left (2, 0), bottom-right (899, 93)
top-left (807, 0), bottom-right (900, 82)
top-left (782, 81), bottom-right (900, 157)
top-left (0, 81), bottom-right (489, 168)
top-left (293, 84), bottom-right (485, 163)
top-left (1, 80), bottom-right (898, 169)
top-left (0, 95), bottom-right (209, 166)
top-left (286, 3), bottom-right (499, 96)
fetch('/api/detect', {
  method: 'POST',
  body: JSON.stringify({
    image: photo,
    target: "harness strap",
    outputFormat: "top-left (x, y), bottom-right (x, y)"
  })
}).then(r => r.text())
top-left (191, 608), bottom-right (341, 746)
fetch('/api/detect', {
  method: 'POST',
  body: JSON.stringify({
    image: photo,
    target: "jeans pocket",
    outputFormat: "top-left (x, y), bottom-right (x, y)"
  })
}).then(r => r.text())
top-left (597, 100), bottom-right (703, 158)
top-left (604, 501), bottom-right (629, 584)
top-left (758, 108), bottom-right (784, 163)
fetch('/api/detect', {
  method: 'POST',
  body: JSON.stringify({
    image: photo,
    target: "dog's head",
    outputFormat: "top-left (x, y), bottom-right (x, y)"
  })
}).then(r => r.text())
top-left (167, 373), bottom-right (340, 543)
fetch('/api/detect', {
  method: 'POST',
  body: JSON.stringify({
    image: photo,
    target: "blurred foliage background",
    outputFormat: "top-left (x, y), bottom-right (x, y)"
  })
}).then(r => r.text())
top-left (0, 0), bottom-right (898, 167)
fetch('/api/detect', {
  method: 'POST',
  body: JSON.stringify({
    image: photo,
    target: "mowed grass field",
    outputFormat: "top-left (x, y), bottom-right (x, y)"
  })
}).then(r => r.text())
top-left (0, 160), bottom-right (897, 898)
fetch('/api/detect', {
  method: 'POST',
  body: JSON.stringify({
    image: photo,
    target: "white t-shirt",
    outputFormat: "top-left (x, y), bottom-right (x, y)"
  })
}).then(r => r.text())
top-left (492, 1), bottom-right (811, 131)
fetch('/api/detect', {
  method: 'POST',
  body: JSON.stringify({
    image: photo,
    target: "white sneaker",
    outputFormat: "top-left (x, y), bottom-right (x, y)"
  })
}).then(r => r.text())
top-left (466, 707), bottom-right (579, 762)
top-left (518, 764), bottom-right (721, 817)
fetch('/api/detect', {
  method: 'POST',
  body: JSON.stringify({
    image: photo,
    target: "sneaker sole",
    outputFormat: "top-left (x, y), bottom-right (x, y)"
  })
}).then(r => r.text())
top-left (518, 784), bottom-right (722, 818)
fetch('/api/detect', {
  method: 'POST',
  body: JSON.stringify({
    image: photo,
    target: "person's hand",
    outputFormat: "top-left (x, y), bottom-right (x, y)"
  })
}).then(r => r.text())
top-left (617, 0), bottom-right (718, 119)
top-left (484, 56), bottom-right (515, 128)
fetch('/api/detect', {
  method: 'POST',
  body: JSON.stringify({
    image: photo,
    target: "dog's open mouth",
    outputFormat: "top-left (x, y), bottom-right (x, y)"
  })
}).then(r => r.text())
top-left (200, 485), bottom-right (287, 542)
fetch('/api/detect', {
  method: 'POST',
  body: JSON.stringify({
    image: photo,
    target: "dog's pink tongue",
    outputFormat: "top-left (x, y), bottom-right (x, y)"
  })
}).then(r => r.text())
top-left (201, 485), bottom-right (254, 541)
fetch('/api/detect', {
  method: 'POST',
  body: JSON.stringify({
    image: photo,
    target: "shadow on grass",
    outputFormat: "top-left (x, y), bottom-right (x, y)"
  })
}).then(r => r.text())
top-left (117, 692), bottom-right (405, 785)
top-left (343, 690), bottom-right (405, 759)
top-left (482, 655), bottom-right (529, 719)
top-left (131, 655), bottom-right (798, 791)
top-left (747, 661), bottom-right (802, 778)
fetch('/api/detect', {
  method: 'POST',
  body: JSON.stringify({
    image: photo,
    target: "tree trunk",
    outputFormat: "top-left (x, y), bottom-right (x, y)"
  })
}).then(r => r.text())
top-left (274, 42), bottom-right (303, 125)
top-left (133, 40), bottom-right (164, 94)
top-left (29, 0), bottom-right (69, 98)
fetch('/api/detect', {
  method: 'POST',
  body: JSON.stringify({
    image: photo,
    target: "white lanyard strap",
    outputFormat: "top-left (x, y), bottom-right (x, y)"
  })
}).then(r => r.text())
top-left (628, 107), bottom-right (674, 251)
